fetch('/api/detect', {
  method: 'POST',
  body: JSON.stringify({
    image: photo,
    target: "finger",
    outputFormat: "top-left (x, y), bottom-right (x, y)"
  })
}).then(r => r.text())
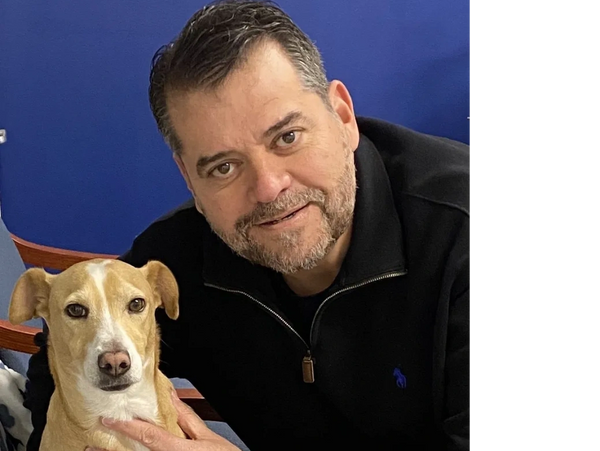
top-left (101, 417), bottom-right (186, 451)
top-left (171, 389), bottom-right (214, 440)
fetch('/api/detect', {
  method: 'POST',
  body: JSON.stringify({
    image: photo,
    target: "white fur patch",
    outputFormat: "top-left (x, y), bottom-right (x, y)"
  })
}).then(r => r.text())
top-left (77, 375), bottom-right (158, 451)
top-left (86, 260), bottom-right (110, 291)
top-left (80, 260), bottom-right (156, 451)
top-left (83, 261), bottom-right (144, 388)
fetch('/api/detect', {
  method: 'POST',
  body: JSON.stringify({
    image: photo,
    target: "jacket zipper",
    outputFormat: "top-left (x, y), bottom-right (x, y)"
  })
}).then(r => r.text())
top-left (204, 270), bottom-right (406, 384)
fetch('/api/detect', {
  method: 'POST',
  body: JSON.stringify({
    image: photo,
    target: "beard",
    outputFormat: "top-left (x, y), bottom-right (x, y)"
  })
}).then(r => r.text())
top-left (206, 145), bottom-right (357, 274)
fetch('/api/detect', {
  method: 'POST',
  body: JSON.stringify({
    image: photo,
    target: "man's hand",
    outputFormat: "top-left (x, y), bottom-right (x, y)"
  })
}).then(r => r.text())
top-left (86, 390), bottom-right (240, 451)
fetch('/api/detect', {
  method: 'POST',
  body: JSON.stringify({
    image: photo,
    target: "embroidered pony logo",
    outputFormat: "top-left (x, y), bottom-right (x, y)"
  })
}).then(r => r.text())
top-left (393, 366), bottom-right (407, 388)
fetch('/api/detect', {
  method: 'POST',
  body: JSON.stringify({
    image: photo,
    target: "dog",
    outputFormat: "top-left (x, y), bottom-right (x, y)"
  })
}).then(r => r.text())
top-left (9, 258), bottom-right (186, 451)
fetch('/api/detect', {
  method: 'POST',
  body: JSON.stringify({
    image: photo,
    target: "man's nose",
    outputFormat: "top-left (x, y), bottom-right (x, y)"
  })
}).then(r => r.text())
top-left (250, 156), bottom-right (292, 204)
top-left (97, 350), bottom-right (131, 377)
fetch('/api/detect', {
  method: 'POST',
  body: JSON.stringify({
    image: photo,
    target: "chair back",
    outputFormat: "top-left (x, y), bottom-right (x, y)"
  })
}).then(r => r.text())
top-left (0, 217), bottom-right (25, 316)
top-left (0, 218), bottom-right (40, 372)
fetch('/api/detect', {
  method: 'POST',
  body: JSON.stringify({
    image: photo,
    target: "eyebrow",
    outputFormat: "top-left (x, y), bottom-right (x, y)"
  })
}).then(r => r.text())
top-left (263, 110), bottom-right (304, 138)
top-left (195, 111), bottom-right (307, 173)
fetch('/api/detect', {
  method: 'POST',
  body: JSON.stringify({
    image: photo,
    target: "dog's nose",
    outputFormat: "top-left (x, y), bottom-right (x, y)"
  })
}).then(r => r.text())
top-left (97, 350), bottom-right (131, 377)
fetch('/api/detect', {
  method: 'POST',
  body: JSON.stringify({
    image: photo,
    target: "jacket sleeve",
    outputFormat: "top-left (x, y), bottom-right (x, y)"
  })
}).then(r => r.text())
top-left (442, 287), bottom-right (469, 450)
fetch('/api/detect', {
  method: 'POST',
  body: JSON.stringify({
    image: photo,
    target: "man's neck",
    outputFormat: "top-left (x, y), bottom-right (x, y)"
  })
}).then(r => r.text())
top-left (282, 226), bottom-right (353, 297)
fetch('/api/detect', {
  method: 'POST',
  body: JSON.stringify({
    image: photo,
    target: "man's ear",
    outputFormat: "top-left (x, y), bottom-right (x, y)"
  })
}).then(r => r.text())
top-left (173, 153), bottom-right (194, 195)
top-left (9, 268), bottom-right (54, 324)
top-left (327, 79), bottom-right (360, 151)
top-left (141, 260), bottom-right (179, 320)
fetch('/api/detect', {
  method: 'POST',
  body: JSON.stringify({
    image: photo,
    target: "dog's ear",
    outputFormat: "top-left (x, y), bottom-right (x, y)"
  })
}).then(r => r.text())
top-left (142, 260), bottom-right (179, 320)
top-left (9, 268), bottom-right (54, 324)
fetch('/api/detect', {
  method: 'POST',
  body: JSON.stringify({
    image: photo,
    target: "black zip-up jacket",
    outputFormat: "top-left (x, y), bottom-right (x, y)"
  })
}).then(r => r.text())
top-left (24, 117), bottom-right (469, 450)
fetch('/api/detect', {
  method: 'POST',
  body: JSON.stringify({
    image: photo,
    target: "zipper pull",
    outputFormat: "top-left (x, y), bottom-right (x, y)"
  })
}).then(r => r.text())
top-left (302, 352), bottom-right (315, 383)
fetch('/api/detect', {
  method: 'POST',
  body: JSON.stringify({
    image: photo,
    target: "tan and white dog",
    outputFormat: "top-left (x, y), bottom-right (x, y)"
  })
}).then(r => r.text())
top-left (9, 258), bottom-right (185, 451)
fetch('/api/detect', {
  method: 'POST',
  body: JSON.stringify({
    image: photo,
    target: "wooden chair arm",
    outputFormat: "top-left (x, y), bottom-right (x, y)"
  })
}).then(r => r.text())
top-left (176, 388), bottom-right (224, 422)
top-left (0, 319), bottom-right (39, 354)
top-left (10, 233), bottom-right (118, 271)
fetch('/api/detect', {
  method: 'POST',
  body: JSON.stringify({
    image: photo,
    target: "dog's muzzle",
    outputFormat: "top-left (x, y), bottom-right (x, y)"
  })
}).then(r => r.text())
top-left (96, 349), bottom-right (133, 391)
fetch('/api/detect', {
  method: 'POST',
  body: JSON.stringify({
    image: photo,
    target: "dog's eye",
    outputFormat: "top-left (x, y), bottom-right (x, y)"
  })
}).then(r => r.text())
top-left (65, 304), bottom-right (88, 319)
top-left (128, 298), bottom-right (146, 313)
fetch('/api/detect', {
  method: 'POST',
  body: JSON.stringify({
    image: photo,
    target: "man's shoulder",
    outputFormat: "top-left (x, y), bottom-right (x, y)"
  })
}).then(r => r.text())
top-left (151, 198), bottom-right (200, 225)
top-left (121, 198), bottom-right (206, 268)
top-left (357, 116), bottom-right (469, 217)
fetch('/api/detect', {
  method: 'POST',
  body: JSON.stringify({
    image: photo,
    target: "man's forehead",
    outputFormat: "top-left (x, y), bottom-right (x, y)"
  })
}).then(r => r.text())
top-left (171, 95), bottom-right (309, 156)
top-left (166, 43), bottom-right (321, 158)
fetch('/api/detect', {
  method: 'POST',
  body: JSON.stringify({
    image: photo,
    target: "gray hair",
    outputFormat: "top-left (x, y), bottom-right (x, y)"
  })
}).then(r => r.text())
top-left (149, 0), bottom-right (330, 154)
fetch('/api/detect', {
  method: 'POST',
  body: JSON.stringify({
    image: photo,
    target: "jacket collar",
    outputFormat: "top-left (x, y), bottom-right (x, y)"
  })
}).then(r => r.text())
top-left (201, 132), bottom-right (406, 297)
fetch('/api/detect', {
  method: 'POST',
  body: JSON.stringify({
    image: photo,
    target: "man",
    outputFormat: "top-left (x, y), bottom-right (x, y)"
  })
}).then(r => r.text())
top-left (25, 1), bottom-right (469, 450)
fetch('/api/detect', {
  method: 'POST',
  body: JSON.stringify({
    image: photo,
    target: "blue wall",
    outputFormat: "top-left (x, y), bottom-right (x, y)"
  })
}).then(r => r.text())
top-left (0, 0), bottom-right (469, 254)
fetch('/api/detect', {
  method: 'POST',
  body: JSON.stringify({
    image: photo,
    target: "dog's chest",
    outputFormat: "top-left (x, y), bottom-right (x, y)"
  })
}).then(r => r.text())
top-left (79, 376), bottom-right (160, 419)
top-left (96, 398), bottom-right (158, 451)
top-left (78, 379), bottom-right (161, 450)
top-left (101, 393), bottom-right (159, 422)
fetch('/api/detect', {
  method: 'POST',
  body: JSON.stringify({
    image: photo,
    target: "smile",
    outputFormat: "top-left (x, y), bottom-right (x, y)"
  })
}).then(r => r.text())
top-left (258, 204), bottom-right (308, 226)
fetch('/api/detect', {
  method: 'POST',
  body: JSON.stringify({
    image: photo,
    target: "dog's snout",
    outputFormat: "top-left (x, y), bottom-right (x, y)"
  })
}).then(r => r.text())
top-left (97, 350), bottom-right (131, 377)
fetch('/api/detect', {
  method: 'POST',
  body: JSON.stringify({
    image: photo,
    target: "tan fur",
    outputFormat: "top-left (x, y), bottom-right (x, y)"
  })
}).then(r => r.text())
top-left (9, 259), bottom-right (185, 450)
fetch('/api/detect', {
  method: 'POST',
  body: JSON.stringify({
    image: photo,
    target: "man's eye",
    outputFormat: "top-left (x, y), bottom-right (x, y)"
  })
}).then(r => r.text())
top-left (276, 131), bottom-right (300, 147)
top-left (210, 162), bottom-right (235, 178)
top-left (65, 304), bottom-right (88, 319)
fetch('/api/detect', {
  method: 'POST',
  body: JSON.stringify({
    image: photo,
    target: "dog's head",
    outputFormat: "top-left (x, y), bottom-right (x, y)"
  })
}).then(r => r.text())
top-left (9, 259), bottom-right (179, 392)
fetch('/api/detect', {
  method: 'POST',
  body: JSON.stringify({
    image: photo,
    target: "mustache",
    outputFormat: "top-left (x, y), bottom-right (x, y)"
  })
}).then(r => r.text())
top-left (235, 189), bottom-right (326, 231)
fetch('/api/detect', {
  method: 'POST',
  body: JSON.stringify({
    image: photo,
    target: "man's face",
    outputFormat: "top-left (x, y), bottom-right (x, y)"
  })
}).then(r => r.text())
top-left (169, 41), bottom-right (360, 274)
